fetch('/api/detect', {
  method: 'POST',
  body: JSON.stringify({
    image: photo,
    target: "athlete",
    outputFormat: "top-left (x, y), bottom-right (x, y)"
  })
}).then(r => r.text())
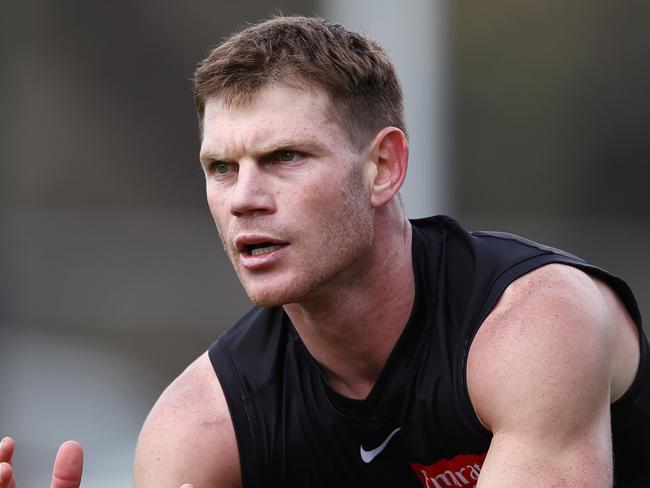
top-left (2, 16), bottom-right (648, 488)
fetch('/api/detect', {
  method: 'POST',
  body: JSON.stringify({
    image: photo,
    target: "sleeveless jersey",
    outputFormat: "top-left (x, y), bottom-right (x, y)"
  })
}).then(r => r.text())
top-left (209, 215), bottom-right (650, 487)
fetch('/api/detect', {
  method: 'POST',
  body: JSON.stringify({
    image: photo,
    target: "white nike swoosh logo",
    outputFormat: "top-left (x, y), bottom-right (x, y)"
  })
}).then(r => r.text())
top-left (359, 427), bottom-right (402, 463)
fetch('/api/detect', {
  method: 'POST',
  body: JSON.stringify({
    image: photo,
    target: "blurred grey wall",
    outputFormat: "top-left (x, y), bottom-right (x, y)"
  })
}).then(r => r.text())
top-left (1, 1), bottom-right (649, 486)
top-left (450, 1), bottom-right (650, 336)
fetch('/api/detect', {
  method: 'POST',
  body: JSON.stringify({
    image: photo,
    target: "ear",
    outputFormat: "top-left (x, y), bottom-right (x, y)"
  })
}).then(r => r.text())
top-left (364, 127), bottom-right (409, 208)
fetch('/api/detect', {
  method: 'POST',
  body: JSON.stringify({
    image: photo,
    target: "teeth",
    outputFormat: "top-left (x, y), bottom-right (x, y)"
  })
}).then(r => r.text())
top-left (250, 244), bottom-right (281, 256)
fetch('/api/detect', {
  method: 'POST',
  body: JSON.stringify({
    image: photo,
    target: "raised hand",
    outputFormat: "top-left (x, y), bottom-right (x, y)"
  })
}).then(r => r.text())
top-left (0, 437), bottom-right (82, 488)
top-left (0, 436), bottom-right (17, 488)
top-left (49, 441), bottom-right (83, 488)
top-left (1, 437), bottom-right (193, 488)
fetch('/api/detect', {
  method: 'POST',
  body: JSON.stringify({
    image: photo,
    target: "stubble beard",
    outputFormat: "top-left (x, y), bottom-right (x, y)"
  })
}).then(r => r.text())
top-left (218, 165), bottom-right (375, 308)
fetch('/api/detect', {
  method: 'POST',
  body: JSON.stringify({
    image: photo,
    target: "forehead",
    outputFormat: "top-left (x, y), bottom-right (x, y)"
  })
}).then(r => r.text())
top-left (201, 84), bottom-right (348, 157)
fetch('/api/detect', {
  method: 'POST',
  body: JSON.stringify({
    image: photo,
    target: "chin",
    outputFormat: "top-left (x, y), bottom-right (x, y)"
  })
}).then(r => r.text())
top-left (245, 289), bottom-right (295, 308)
top-left (242, 279), bottom-right (312, 308)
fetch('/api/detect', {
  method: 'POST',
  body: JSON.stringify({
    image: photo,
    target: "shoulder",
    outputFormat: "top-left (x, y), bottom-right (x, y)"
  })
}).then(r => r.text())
top-left (464, 263), bottom-right (642, 484)
top-left (467, 263), bottom-right (633, 431)
top-left (134, 351), bottom-right (241, 488)
top-left (477, 262), bottom-right (611, 336)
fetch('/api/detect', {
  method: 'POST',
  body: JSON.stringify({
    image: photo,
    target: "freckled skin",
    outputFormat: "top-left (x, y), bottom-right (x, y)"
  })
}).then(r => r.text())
top-left (200, 84), bottom-right (375, 307)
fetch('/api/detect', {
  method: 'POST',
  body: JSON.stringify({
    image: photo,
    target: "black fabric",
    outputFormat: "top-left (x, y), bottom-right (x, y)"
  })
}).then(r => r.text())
top-left (209, 215), bottom-right (649, 487)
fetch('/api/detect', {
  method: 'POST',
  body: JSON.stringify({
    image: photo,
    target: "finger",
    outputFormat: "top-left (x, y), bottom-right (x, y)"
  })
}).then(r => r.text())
top-left (0, 438), bottom-right (15, 464)
top-left (0, 462), bottom-right (17, 488)
top-left (180, 485), bottom-right (194, 488)
top-left (50, 441), bottom-right (83, 488)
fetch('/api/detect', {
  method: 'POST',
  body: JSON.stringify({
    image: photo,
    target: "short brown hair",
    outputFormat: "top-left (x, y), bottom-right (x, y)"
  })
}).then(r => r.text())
top-left (193, 16), bottom-right (405, 149)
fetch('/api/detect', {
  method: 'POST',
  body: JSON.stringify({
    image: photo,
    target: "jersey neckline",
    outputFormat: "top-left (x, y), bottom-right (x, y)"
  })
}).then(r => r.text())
top-left (288, 222), bottom-right (441, 422)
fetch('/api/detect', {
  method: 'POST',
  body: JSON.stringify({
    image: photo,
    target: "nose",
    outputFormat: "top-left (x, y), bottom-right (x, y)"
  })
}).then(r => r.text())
top-left (229, 163), bottom-right (276, 216)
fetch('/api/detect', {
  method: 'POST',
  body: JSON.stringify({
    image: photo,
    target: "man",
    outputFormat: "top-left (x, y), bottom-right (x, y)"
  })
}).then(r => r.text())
top-left (1, 16), bottom-right (648, 488)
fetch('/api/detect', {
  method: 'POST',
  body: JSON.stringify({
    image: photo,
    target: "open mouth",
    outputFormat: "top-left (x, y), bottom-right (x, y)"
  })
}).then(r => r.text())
top-left (235, 236), bottom-right (289, 261)
top-left (245, 243), bottom-right (283, 256)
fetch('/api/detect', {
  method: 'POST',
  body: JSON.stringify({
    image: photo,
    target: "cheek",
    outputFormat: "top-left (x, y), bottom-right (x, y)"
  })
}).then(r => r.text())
top-left (297, 173), bottom-right (347, 206)
top-left (278, 182), bottom-right (323, 216)
top-left (206, 195), bottom-right (231, 240)
top-left (206, 187), bottom-right (227, 216)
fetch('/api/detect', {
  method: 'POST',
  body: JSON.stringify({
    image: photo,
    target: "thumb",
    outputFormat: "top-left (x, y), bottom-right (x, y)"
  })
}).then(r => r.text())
top-left (50, 441), bottom-right (83, 488)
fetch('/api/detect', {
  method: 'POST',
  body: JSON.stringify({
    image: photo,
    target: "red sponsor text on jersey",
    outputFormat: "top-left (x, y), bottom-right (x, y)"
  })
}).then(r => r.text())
top-left (410, 452), bottom-right (487, 488)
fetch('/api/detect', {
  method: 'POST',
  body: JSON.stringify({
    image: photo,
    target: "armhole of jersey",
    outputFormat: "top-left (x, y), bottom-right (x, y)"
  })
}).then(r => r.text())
top-left (612, 330), bottom-right (650, 415)
top-left (458, 254), bottom-right (637, 436)
top-left (209, 339), bottom-right (263, 488)
top-left (555, 261), bottom-right (648, 414)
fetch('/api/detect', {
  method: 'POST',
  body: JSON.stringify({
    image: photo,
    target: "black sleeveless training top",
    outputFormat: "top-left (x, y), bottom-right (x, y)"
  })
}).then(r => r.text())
top-left (209, 215), bottom-right (650, 487)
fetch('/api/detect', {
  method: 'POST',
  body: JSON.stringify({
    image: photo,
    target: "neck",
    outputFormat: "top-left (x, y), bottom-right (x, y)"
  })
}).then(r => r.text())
top-left (283, 209), bottom-right (414, 399)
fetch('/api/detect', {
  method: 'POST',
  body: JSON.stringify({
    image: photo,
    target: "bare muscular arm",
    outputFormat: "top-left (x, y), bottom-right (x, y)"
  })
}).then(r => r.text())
top-left (134, 352), bottom-right (241, 488)
top-left (468, 264), bottom-right (639, 487)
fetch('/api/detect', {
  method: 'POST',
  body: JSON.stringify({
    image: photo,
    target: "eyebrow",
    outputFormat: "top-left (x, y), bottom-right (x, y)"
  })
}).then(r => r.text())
top-left (200, 139), bottom-right (328, 163)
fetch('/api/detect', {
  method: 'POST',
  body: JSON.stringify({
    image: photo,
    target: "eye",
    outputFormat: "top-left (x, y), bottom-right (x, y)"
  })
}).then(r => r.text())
top-left (213, 161), bottom-right (231, 174)
top-left (277, 151), bottom-right (297, 162)
top-left (270, 150), bottom-right (301, 164)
